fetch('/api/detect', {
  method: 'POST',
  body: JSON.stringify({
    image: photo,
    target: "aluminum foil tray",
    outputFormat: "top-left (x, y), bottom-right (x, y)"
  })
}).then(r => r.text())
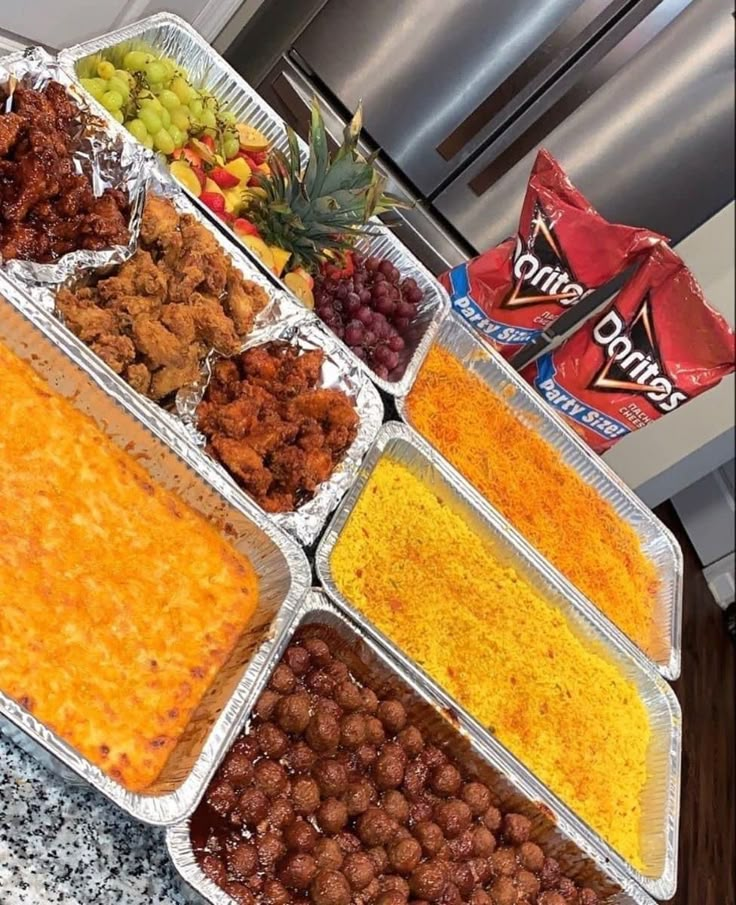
top-left (59, 13), bottom-right (451, 397)
top-left (166, 589), bottom-right (661, 905)
top-left (0, 46), bottom-right (149, 285)
top-left (0, 286), bottom-right (311, 825)
top-left (315, 423), bottom-right (681, 901)
top-left (9, 164), bottom-right (382, 546)
top-left (396, 315), bottom-right (683, 680)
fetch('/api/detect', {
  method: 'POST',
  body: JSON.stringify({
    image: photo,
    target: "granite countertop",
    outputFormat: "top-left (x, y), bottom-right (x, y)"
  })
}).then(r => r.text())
top-left (0, 736), bottom-right (190, 905)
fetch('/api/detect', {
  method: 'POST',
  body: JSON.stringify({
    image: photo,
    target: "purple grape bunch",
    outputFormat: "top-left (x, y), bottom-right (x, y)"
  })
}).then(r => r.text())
top-left (313, 254), bottom-right (424, 379)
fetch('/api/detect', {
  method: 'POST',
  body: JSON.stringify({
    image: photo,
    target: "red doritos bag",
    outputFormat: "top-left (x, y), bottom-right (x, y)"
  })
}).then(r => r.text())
top-left (440, 149), bottom-right (665, 359)
top-left (521, 243), bottom-right (736, 452)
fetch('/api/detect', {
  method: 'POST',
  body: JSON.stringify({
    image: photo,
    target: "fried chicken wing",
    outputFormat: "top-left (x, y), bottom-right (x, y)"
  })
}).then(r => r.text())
top-left (125, 362), bottom-right (152, 395)
top-left (56, 288), bottom-right (119, 342)
top-left (149, 346), bottom-right (203, 401)
top-left (190, 293), bottom-right (242, 355)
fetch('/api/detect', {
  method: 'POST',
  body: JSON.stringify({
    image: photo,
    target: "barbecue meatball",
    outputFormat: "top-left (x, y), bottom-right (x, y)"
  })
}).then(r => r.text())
top-left (310, 869), bottom-right (352, 905)
top-left (359, 687), bottom-right (379, 714)
top-left (540, 857), bottom-right (562, 890)
top-left (263, 879), bottom-right (291, 904)
top-left (314, 837), bottom-right (345, 871)
top-left (382, 790), bottom-right (410, 824)
top-left (461, 782), bottom-right (491, 817)
top-left (257, 722), bottom-right (290, 759)
top-left (345, 778), bottom-right (376, 816)
top-left (469, 891), bottom-right (492, 905)
top-left (502, 813), bottom-right (531, 845)
top-left (538, 894), bottom-right (567, 905)
top-left (304, 638), bottom-right (332, 665)
top-left (397, 726), bottom-right (425, 758)
top-left (255, 759), bottom-right (288, 797)
top-left (374, 749), bottom-right (406, 790)
top-left (207, 778), bottom-right (238, 817)
top-left (343, 851), bottom-right (376, 891)
top-left (292, 777), bottom-right (321, 815)
top-left (430, 765), bottom-right (462, 798)
top-left (515, 840), bottom-right (543, 872)
top-left (365, 717), bottom-right (387, 746)
top-left (313, 758), bottom-right (349, 797)
top-left (285, 644), bottom-right (311, 675)
top-left (402, 760), bottom-right (429, 799)
top-left (388, 837), bottom-right (422, 875)
top-left (334, 679), bottom-right (363, 711)
top-left (257, 832), bottom-right (286, 870)
top-left (239, 788), bottom-right (269, 827)
top-left (409, 862), bottom-right (448, 902)
top-left (270, 663), bottom-right (296, 694)
top-left (255, 689), bottom-right (280, 721)
top-left (579, 890), bottom-right (600, 905)
top-left (357, 807), bottom-right (399, 846)
top-left (279, 853), bottom-right (318, 890)
top-left (420, 746), bottom-right (447, 770)
top-left (489, 877), bottom-right (517, 905)
top-left (276, 692), bottom-right (312, 734)
top-left (516, 870), bottom-right (540, 899)
top-left (434, 800), bottom-right (472, 838)
top-left (224, 883), bottom-right (255, 905)
top-left (356, 744), bottom-right (379, 769)
top-left (306, 712), bottom-right (341, 753)
top-left (377, 700), bottom-right (407, 735)
top-left (226, 841), bottom-right (258, 879)
top-left (413, 821), bottom-right (445, 856)
top-left (490, 848), bottom-right (517, 878)
top-left (267, 797), bottom-right (296, 831)
top-left (200, 853), bottom-right (227, 886)
top-left (317, 798), bottom-right (350, 835)
top-left (284, 818), bottom-right (318, 853)
top-left (222, 750), bottom-right (254, 787)
top-left (482, 806), bottom-right (502, 833)
top-left (285, 740), bottom-right (318, 774)
top-left (340, 713), bottom-right (368, 749)
top-left (470, 825), bottom-right (496, 857)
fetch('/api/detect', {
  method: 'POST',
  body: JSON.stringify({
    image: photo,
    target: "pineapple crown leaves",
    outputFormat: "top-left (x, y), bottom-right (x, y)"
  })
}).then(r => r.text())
top-left (250, 98), bottom-right (407, 269)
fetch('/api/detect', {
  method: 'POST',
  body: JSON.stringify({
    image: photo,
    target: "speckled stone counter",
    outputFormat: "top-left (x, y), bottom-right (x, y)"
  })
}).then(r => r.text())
top-left (0, 736), bottom-right (190, 905)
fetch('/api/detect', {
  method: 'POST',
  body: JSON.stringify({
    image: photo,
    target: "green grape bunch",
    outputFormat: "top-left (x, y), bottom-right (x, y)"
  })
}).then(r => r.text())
top-left (77, 42), bottom-right (240, 161)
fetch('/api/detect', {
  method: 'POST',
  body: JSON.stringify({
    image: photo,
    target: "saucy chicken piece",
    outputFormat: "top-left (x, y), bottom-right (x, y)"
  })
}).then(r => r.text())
top-left (197, 341), bottom-right (359, 512)
top-left (0, 81), bottom-right (129, 263)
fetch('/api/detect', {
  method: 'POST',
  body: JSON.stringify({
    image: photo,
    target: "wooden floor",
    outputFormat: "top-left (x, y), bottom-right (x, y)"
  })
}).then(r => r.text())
top-left (654, 504), bottom-right (735, 905)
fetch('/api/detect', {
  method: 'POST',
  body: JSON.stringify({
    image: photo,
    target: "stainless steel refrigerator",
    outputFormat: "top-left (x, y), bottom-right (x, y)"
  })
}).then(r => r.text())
top-left (226, 0), bottom-right (734, 336)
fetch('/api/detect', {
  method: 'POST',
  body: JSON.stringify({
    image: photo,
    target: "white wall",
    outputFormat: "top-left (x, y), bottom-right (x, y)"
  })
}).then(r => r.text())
top-left (603, 202), bottom-right (735, 505)
top-left (0, 0), bottom-right (246, 49)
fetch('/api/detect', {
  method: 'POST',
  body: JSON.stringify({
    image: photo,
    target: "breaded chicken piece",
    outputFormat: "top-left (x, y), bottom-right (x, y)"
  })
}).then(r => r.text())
top-left (125, 362), bottom-right (152, 395)
top-left (190, 293), bottom-right (242, 355)
top-left (208, 434), bottom-right (272, 498)
top-left (97, 251), bottom-right (167, 301)
top-left (89, 334), bottom-right (136, 374)
top-left (56, 289), bottom-right (119, 342)
top-left (149, 345), bottom-right (203, 401)
top-left (131, 316), bottom-right (186, 369)
top-left (225, 271), bottom-right (269, 335)
top-left (140, 195), bottom-right (182, 258)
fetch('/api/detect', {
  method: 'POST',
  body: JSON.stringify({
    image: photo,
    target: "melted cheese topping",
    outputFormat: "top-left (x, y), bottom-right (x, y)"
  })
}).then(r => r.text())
top-left (0, 342), bottom-right (259, 791)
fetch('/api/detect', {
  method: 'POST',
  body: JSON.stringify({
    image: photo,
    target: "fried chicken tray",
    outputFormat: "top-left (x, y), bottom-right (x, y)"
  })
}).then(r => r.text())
top-left (0, 47), bottom-right (147, 284)
top-left (6, 164), bottom-right (383, 546)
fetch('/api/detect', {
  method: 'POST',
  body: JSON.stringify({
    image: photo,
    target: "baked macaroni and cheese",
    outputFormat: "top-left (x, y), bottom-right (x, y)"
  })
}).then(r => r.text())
top-left (0, 341), bottom-right (259, 792)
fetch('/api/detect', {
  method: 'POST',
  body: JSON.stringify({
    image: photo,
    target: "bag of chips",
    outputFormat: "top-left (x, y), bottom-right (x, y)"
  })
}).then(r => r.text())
top-left (440, 149), bottom-right (665, 359)
top-left (522, 243), bottom-right (735, 452)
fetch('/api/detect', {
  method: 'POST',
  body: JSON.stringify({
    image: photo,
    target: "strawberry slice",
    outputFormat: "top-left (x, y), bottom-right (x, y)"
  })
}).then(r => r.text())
top-left (233, 217), bottom-right (261, 237)
top-left (209, 166), bottom-right (240, 189)
top-left (191, 165), bottom-right (207, 191)
top-left (200, 192), bottom-right (227, 216)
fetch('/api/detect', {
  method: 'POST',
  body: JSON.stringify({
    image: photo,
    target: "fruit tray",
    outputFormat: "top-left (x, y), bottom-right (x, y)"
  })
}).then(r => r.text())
top-left (59, 13), bottom-right (451, 398)
top-left (396, 315), bottom-right (683, 680)
top-left (167, 589), bottom-right (663, 905)
top-left (315, 423), bottom-right (682, 902)
top-left (0, 280), bottom-right (311, 824)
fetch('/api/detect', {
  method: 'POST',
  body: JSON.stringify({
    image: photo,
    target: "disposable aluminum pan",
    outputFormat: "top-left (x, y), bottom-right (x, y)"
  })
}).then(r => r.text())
top-left (0, 47), bottom-right (148, 284)
top-left (166, 589), bottom-right (661, 905)
top-left (315, 423), bottom-right (681, 901)
top-left (395, 315), bottom-right (683, 680)
top-left (175, 305), bottom-right (384, 546)
top-left (13, 164), bottom-right (382, 545)
top-left (59, 13), bottom-right (451, 397)
top-left (0, 284), bottom-right (311, 825)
